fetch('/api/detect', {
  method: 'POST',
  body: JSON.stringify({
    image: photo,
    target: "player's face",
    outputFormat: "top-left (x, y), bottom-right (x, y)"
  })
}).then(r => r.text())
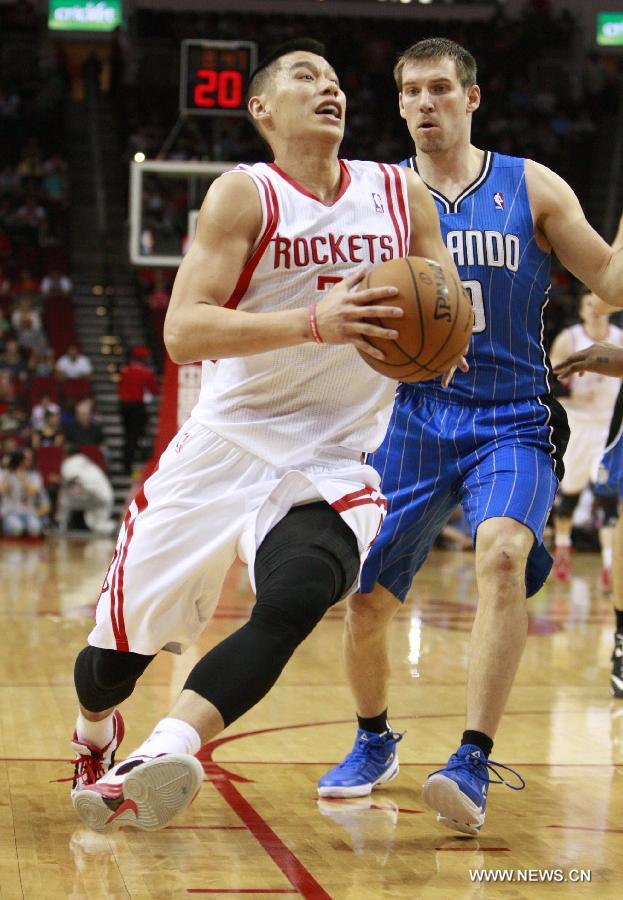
top-left (399, 57), bottom-right (479, 154)
top-left (261, 52), bottom-right (346, 143)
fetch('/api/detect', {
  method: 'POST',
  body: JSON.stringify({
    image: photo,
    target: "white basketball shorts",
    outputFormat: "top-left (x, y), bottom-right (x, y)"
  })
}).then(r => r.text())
top-left (559, 412), bottom-right (609, 496)
top-left (88, 418), bottom-right (387, 655)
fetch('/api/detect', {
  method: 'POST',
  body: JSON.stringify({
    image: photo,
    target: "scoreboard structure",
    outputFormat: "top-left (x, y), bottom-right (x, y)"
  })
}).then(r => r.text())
top-left (179, 40), bottom-right (258, 117)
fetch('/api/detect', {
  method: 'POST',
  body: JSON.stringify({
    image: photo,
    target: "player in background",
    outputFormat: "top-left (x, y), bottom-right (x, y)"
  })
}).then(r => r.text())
top-left (319, 37), bottom-right (623, 836)
top-left (555, 338), bottom-right (623, 698)
top-left (67, 39), bottom-right (464, 834)
top-left (549, 292), bottom-right (623, 588)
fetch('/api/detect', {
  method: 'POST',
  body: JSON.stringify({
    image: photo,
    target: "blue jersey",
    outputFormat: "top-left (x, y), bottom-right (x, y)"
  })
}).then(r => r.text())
top-left (401, 151), bottom-right (551, 404)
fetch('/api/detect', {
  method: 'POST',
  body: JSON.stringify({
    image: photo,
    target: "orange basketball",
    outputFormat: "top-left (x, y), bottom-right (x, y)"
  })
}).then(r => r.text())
top-left (358, 256), bottom-right (473, 382)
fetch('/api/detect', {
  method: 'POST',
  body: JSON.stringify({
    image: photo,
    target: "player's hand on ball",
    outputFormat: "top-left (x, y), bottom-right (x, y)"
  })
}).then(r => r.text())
top-left (441, 350), bottom-right (470, 388)
top-left (314, 271), bottom-right (403, 360)
top-left (553, 341), bottom-right (623, 380)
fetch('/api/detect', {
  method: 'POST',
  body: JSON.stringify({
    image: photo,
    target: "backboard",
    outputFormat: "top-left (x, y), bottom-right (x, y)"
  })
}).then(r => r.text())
top-left (129, 159), bottom-right (238, 267)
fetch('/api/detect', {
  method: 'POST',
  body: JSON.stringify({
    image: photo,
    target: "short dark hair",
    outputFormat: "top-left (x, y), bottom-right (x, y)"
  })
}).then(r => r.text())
top-left (394, 37), bottom-right (477, 92)
top-left (248, 38), bottom-right (327, 100)
top-left (8, 450), bottom-right (25, 471)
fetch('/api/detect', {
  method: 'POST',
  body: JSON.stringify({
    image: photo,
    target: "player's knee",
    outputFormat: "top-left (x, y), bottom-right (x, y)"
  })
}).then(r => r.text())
top-left (476, 527), bottom-right (531, 585)
top-left (595, 493), bottom-right (619, 528)
top-left (253, 553), bottom-right (342, 646)
top-left (74, 646), bottom-right (154, 712)
top-left (346, 589), bottom-right (399, 640)
top-left (253, 502), bottom-right (360, 647)
top-left (556, 491), bottom-right (581, 519)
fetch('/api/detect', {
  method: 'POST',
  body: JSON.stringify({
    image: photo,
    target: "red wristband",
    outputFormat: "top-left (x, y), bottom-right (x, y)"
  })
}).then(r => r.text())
top-left (308, 304), bottom-right (324, 344)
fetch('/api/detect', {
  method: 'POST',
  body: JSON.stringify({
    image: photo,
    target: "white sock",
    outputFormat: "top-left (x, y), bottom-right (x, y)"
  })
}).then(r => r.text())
top-left (602, 547), bottom-right (613, 569)
top-left (76, 712), bottom-right (115, 749)
top-left (129, 718), bottom-right (201, 759)
top-left (556, 535), bottom-right (571, 548)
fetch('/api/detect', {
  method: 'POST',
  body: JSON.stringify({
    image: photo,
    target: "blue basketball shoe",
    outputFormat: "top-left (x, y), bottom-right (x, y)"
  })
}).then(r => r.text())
top-left (422, 744), bottom-right (525, 836)
top-left (318, 729), bottom-right (403, 798)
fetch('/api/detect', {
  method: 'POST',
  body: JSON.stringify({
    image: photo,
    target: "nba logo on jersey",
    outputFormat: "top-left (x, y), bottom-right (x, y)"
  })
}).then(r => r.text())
top-left (371, 192), bottom-right (384, 213)
top-left (493, 191), bottom-right (505, 210)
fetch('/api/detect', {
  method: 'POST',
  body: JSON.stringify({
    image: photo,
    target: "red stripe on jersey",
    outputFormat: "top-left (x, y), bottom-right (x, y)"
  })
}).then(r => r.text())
top-left (114, 484), bottom-right (149, 652)
top-left (268, 160), bottom-right (351, 205)
top-left (108, 507), bottom-right (132, 646)
top-left (225, 174), bottom-right (279, 310)
top-left (378, 164), bottom-right (405, 259)
top-left (390, 165), bottom-right (410, 255)
top-left (331, 486), bottom-right (387, 515)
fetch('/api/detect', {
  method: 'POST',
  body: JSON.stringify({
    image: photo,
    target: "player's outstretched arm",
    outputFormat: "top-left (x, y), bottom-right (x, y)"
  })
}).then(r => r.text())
top-left (526, 162), bottom-right (623, 308)
top-left (164, 172), bottom-right (403, 363)
top-left (554, 342), bottom-right (623, 380)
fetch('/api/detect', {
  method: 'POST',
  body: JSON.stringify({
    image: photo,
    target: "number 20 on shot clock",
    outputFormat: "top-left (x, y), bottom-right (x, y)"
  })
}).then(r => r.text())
top-left (180, 40), bottom-right (258, 117)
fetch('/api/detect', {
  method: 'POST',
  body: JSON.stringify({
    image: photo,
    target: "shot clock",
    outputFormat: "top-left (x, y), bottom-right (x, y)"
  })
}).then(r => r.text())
top-left (180, 40), bottom-right (258, 116)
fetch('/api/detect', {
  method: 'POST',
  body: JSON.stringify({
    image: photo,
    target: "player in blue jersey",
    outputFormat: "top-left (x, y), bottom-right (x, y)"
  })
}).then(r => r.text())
top-left (318, 38), bottom-right (623, 835)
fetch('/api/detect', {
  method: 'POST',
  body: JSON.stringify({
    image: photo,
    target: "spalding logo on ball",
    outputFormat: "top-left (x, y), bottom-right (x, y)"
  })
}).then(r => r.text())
top-left (358, 255), bottom-right (473, 382)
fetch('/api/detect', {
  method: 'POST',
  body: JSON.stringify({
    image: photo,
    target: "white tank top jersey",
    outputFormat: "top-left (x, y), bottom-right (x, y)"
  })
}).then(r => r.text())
top-left (191, 160), bottom-right (411, 466)
top-left (562, 322), bottom-right (623, 423)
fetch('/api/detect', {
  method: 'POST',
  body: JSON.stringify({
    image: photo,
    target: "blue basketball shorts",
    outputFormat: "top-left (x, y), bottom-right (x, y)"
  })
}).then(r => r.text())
top-left (595, 384), bottom-right (623, 498)
top-left (361, 385), bottom-right (569, 601)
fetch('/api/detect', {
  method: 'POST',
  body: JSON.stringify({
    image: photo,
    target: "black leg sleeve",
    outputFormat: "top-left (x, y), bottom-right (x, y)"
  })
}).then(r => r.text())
top-left (74, 646), bottom-right (155, 712)
top-left (184, 501), bottom-right (359, 726)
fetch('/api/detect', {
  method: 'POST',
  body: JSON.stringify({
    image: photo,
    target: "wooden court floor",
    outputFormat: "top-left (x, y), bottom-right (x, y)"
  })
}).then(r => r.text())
top-left (0, 537), bottom-right (621, 899)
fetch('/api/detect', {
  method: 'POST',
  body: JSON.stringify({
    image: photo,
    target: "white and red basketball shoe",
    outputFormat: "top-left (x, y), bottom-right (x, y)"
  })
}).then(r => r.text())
top-left (71, 753), bottom-right (204, 833)
top-left (552, 545), bottom-right (572, 584)
top-left (71, 709), bottom-right (125, 791)
top-left (599, 565), bottom-right (612, 594)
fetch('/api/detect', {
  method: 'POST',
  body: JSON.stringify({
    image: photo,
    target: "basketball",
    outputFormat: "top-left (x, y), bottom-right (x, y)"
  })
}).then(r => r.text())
top-left (357, 256), bottom-right (473, 382)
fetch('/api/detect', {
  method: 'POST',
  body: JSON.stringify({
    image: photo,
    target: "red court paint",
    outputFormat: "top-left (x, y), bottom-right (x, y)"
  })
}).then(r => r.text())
top-left (211, 778), bottom-right (332, 900)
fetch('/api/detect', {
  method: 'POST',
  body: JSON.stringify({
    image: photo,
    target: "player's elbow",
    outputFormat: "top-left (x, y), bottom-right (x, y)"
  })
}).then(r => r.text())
top-left (164, 321), bottom-right (194, 365)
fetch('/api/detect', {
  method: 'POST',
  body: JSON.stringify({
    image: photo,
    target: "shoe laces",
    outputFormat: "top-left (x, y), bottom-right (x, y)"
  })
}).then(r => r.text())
top-left (338, 730), bottom-right (403, 768)
top-left (431, 749), bottom-right (525, 791)
top-left (58, 746), bottom-right (106, 785)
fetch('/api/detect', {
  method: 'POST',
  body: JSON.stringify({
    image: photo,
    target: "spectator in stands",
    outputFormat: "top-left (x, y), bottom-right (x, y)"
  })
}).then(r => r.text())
top-left (0, 307), bottom-right (10, 345)
top-left (11, 294), bottom-right (45, 352)
top-left (0, 265), bottom-right (11, 299)
top-left (0, 368), bottom-right (24, 435)
top-left (0, 370), bottom-right (15, 409)
top-left (28, 347), bottom-right (55, 378)
top-left (62, 396), bottom-right (104, 455)
top-left (31, 409), bottom-right (64, 449)
top-left (12, 197), bottom-right (48, 244)
top-left (55, 343), bottom-right (92, 380)
top-left (15, 138), bottom-right (43, 183)
top-left (118, 345), bottom-right (158, 474)
top-left (58, 452), bottom-right (115, 536)
top-left (31, 392), bottom-right (60, 432)
top-left (148, 269), bottom-right (170, 340)
top-left (12, 268), bottom-right (39, 296)
top-left (41, 154), bottom-right (68, 205)
top-left (41, 269), bottom-right (72, 298)
top-left (0, 448), bottom-right (49, 537)
top-left (0, 340), bottom-right (27, 381)
top-left (148, 270), bottom-right (170, 310)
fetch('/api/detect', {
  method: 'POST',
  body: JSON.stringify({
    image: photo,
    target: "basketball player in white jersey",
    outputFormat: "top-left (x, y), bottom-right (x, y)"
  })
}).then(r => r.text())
top-left (550, 291), bottom-right (623, 587)
top-left (67, 39), bottom-right (465, 834)
top-left (555, 327), bottom-right (623, 699)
